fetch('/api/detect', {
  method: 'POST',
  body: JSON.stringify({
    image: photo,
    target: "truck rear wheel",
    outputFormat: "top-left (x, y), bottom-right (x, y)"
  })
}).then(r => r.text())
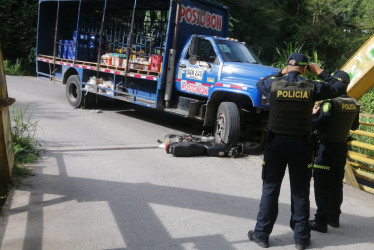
top-left (66, 75), bottom-right (83, 108)
top-left (214, 102), bottom-right (240, 145)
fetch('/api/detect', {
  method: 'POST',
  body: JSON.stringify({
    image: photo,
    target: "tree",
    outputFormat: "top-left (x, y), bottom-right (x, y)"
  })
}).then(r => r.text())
top-left (0, 0), bottom-right (38, 62)
top-left (214, 0), bottom-right (373, 72)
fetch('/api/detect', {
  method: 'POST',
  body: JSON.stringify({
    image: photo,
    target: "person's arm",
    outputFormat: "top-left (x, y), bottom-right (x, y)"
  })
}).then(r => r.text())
top-left (308, 63), bottom-right (347, 100)
top-left (308, 63), bottom-right (329, 81)
top-left (256, 70), bottom-right (283, 99)
top-left (313, 77), bottom-right (347, 101)
top-left (312, 100), bottom-right (333, 130)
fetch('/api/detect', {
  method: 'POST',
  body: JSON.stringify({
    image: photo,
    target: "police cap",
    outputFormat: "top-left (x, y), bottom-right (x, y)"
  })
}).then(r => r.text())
top-left (287, 53), bottom-right (308, 66)
top-left (332, 70), bottom-right (350, 85)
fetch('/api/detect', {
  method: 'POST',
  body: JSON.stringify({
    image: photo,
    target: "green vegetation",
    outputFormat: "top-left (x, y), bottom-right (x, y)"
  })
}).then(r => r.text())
top-left (3, 48), bottom-right (36, 76)
top-left (11, 106), bottom-right (39, 167)
top-left (9, 106), bottom-right (39, 189)
top-left (218, 0), bottom-right (373, 72)
top-left (359, 88), bottom-right (374, 114)
top-left (0, 0), bottom-right (37, 75)
top-left (272, 42), bottom-right (303, 69)
top-left (271, 42), bottom-right (325, 80)
top-left (3, 59), bottom-right (23, 76)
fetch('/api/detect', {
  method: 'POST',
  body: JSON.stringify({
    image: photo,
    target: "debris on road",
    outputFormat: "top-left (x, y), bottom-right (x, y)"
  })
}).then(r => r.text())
top-left (162, 134), bottom-right (261, 158)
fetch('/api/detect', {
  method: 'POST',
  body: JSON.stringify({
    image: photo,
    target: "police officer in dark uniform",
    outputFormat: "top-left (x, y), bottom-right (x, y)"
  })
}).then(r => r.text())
top-left (248, 53), bottom-right (348, 250)
top-left (309, 71), bottom-right (360, 233)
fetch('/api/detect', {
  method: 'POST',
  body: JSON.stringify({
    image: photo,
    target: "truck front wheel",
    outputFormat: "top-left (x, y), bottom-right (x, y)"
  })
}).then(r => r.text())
top-left (214, 102), bottom-right (240, 145)
top-left (66, 75), bottom-right (83, 108)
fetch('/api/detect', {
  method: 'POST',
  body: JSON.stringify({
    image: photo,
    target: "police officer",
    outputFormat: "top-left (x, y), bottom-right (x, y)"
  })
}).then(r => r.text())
top-left (309, 71), bottom-right (360, 233)
top-left (248, 53), bottom-right (348, 250)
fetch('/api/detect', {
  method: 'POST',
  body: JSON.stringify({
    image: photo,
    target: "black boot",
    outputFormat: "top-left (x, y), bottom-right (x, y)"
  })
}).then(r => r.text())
top-left (248, 230), bottom-right (269, 248)
top-left (328, 219), bottom-right (340, 228)
top-left (309, 220), bottom-right (327, 233)
top-left (295, 239), bottom-right (310, 250)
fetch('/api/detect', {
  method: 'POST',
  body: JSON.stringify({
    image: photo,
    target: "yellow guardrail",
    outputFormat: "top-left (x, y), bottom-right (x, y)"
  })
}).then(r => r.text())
top-left (346, 113), bottom-right (374, 195)
top-left (343, 34), bottom-right (374, 100)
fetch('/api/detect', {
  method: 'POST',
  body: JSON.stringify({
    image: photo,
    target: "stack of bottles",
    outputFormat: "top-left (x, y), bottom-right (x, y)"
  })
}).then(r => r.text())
top-left (58, 31), bottom-right (102, 62)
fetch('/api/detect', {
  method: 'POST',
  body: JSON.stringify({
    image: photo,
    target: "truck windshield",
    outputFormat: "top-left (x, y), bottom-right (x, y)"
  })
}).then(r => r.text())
top-left (215, 39), bottom-right (259, 63)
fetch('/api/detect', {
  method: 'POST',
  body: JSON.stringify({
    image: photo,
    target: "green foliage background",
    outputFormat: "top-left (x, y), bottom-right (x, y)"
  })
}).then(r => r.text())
top-left (0, 0), bottom-right (37, 75)
top-left (217, 0), bottom-right (374, 72)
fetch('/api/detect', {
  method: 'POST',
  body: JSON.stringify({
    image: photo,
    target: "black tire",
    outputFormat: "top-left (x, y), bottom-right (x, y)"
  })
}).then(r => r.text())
top-left (66, 75), bottom-right (83, 108)
top-left (214, 102), bottom-right (240, 145)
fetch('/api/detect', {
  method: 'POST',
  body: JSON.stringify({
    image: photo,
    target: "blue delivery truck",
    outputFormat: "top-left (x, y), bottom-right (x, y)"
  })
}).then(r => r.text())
top-left (36, 0), bottom-right (278, 145)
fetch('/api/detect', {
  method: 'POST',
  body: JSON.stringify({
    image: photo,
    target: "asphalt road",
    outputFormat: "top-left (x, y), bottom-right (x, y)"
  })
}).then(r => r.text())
top-left (0, 76), bottom-right (373, 250)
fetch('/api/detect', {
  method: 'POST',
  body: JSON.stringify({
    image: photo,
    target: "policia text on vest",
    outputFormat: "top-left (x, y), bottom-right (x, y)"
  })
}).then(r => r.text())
top-left (276, 89), bottom-right (310, 99)
top-left (269, 79), bottom-right (314, 135)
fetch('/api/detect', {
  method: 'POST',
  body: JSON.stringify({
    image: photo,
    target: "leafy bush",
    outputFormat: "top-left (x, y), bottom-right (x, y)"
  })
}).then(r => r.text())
top-left (272, 42), bottom-right (325, 80)
top-left (272, 42), bottom-right (303, 69)
top-left (3, 48), bottom-right (35, 76)
top-left (0, 0), bottom-right (38, 62)
top-left (3, 59), bottom-right (23, 75)
top-left (358, 87), bottom-right (374, 114)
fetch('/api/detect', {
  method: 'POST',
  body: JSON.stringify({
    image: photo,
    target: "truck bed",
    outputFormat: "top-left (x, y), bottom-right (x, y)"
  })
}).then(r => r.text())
top-left (38, 54), bottom-right (160, 81)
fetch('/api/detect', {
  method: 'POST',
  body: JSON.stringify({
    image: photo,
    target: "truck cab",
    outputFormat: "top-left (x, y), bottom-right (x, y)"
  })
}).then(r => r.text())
top-left (169, 35), bottom-right (278, 144)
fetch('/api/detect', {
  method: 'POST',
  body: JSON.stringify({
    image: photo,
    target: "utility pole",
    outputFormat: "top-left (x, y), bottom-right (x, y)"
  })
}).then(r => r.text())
top-left (0, 42), bottom-right (15, 198)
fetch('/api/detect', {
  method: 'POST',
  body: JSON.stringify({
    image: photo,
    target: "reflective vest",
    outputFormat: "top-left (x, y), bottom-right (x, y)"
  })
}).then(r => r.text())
top-left (268, 79), bottom-right (315, 135)
top-left (317, 97), bottom-right (359, 143)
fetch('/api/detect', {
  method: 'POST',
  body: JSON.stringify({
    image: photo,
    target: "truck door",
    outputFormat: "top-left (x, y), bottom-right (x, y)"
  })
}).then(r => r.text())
top-left (177, 37), bottom-right (220, 97)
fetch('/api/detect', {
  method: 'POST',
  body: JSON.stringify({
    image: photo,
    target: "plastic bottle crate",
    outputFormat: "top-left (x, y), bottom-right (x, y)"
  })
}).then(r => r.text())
top-left (67, 42), bottom-right (76, 60)
top-left (62, 40), bottom-right (71, 59)
top-left (58, 40), bottom-right (64, 58)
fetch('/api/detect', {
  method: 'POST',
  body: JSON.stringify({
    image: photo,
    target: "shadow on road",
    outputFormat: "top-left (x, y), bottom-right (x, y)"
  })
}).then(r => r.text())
top-left (1, 148), bottom-right (373, 249)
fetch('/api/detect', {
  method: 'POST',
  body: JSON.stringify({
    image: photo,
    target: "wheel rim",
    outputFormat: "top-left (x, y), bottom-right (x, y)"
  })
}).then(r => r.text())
top-left (216, 113), bottom-right (225, 141)
top-left (69, 83), bottom-right (78, 101)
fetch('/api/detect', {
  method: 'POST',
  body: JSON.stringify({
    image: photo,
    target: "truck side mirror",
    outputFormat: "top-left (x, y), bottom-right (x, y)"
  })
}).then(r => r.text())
top-left (189, 56), bottom-right (198, 65)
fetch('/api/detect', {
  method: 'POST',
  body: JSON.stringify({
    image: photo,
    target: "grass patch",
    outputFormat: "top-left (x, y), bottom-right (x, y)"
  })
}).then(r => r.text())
top-left (10, 106), bottom-right (39, 184)
top-left (11, 106), bottom-right (39, 164)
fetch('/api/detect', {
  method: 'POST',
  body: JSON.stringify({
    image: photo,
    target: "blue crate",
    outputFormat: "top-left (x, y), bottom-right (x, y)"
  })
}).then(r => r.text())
top-left (67, 43), bottom-right (76, 60)
top-left (62, 40), bottom-right (71, 59)
top-left (58, 40), bottom-right (64, 58)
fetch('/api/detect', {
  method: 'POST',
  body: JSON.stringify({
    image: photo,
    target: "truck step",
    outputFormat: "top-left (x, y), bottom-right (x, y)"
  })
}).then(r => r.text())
top-left (164, 108), bottom-right (189, 117)
top-left (164, 108), bottom-right (203, 120)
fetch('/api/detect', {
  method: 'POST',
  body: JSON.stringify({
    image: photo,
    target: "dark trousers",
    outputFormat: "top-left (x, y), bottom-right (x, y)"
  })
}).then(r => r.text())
top-left (254, 135), bottom-right (312, 244)
top-left (313, 142), bottom-right (347, 225)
